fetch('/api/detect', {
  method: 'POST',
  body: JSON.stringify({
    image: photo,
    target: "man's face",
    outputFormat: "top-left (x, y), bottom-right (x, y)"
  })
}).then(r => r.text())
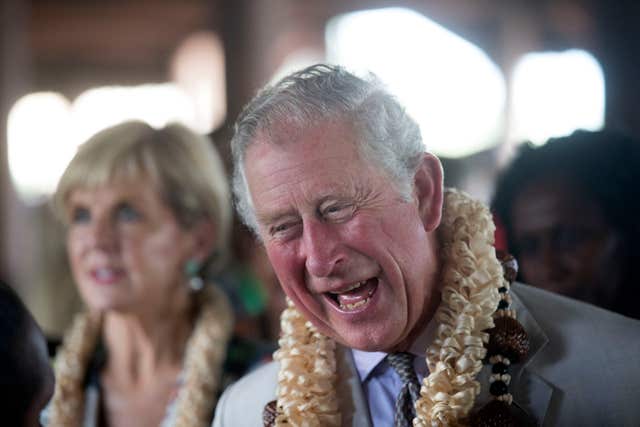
top-left (244, 120), bottom-right (442, 352)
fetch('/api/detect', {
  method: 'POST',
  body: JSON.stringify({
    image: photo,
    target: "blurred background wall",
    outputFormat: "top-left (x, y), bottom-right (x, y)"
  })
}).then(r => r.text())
top-left (2, 0), bottom-right (639, 337)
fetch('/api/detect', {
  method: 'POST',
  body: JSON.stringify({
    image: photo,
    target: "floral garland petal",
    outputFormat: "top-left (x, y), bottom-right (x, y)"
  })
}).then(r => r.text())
top-left (274, 300), bottom-right (341, 426)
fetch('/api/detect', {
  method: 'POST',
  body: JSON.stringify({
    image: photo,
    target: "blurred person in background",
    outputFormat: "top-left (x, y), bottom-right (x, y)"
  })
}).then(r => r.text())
top-left (224, 227), bottom-right (287, 344)
top-left (491, 129), bottom-right (640, 319)
top-left (45, 121), bottom-right (234, 426)
top-left (0, 280), bottom-right (55, 427)
top-left (213, 229), bottom-right (282, 372)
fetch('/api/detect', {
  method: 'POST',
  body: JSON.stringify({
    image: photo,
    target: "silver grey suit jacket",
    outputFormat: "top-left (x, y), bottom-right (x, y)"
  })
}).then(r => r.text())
top-left (212, 284), bottom-right (640, 426)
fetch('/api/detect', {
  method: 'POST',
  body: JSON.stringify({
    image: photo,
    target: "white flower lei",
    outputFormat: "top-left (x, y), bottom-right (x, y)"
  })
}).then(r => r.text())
top-left (48, 285), bottom-right (233, 427)
top-left (272, 189), bottom-right (503, 426)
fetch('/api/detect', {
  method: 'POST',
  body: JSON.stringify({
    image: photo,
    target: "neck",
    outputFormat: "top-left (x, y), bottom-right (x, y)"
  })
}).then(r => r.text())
top-left (101, 301), bottom-right (194, 387)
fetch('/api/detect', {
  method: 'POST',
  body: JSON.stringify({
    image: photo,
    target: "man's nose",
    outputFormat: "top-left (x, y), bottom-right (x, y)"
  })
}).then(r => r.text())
top-left (302, 220), bottom-right (344, 278)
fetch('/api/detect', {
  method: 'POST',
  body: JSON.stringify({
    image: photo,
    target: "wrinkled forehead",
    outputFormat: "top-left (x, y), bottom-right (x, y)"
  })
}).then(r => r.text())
top-left (248, 117), bottom-right (368, 159)
top-left (244, 120), bottom-right (385, 201)
top-left (254, 117), bottom-right (319, 148)
top-left (251, 118), bottom-right (365, 159)
top-left (242, 118), bottom-right (401, 202)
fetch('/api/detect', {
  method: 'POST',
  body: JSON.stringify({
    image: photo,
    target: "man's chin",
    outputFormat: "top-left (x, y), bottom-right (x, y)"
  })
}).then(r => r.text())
top-left (333, 331), bottom-right (405, 353)
top-left (302, 313), bottom-right (406, 352)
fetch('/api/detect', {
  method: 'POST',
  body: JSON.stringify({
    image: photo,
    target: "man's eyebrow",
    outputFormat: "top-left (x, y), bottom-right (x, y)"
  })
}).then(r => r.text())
top-left (316, 194), bottom-right (334, 206)
top-left (255, 209), bottom-right (299, 227)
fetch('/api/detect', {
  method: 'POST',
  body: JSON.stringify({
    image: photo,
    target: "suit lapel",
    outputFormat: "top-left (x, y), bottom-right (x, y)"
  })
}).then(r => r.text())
top-left (508, 286), bottom-right (555, 425)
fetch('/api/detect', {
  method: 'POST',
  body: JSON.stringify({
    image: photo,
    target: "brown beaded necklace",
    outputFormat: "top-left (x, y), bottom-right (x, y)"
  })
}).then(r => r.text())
top-left (470, 251), bottom-right (531, 426)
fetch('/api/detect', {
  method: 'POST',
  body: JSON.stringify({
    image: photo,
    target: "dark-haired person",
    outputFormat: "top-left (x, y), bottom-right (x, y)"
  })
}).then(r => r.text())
top-left (491, 130), bottom-right (640, 319)
top-left (0, 281), bottom-right (55, 426)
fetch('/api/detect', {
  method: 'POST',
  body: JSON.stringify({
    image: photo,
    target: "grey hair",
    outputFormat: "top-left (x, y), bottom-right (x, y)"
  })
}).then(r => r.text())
top-left (231, 63), bottom-right (425, 235)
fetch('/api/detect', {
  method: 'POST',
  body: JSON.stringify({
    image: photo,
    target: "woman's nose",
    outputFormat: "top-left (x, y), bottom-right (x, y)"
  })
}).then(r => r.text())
top-left (87, 217), bottom-right (117, 251)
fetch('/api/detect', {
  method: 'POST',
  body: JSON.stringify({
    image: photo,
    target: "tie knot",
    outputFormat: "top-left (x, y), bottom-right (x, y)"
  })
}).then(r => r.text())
top-left (387, 352), bottom-right (418, 386)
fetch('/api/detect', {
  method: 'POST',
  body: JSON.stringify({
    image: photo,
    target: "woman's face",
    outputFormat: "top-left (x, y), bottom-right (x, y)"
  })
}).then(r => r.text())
top-left (65, 177), bottom-right (201, 315)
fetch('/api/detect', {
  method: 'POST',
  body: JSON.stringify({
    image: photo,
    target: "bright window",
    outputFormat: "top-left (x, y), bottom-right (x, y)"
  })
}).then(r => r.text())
top-left (326, 7), bottom-right (506, 158)
top-left (7, 31), bottom-right (226, 204)
top-left (8, 85), bottom-right (199, 203)
top-left (510, 49), bottom-right (605, 145)
top-left (70, 84), bottom-right (197, 145)
top-left (7, 92), bottom-right (74, 204)
top-left (170, 31), bottom-right (227, 133)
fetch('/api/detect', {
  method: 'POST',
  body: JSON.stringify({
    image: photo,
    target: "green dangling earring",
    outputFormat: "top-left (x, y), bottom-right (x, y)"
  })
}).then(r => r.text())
top-left (185, 259), bottom-right (204, 292)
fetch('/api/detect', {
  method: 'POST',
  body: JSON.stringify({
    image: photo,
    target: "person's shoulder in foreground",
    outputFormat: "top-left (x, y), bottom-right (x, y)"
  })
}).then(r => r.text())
top-left (0, 280), bottom-right (55, 427)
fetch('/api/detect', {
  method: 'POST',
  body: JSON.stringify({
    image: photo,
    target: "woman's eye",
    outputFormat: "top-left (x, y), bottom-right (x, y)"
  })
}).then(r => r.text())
top-left (70, 207), bottom-right (91, 224)
top-left (116, 204), bottom-right (141, 222)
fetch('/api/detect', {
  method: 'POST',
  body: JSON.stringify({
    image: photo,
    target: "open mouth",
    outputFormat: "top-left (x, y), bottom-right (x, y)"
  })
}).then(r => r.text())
top-left (91, 267), bottom-right (124, 285)
top-left (325, 278), bottom-right (378, 311)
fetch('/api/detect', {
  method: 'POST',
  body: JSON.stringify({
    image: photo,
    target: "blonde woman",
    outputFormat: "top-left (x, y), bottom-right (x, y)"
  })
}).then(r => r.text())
top-left (46, 121), bottom-right (233, 427)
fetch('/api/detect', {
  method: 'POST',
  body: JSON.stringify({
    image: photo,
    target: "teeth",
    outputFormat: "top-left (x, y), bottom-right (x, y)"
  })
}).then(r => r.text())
top-left (329, 279), bottom-right (376, 311)
top-left (342, 280), bottom-right (366, 293)
top-left (96, 268), bottom-right (114, 278)
top-left (340, 297), bottom-right (370, 311)
top-left (95, 268), bottom-right (118, 280)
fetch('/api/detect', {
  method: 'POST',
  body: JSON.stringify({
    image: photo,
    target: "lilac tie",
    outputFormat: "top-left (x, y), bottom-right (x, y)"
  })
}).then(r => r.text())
top-left (387, 352), bottom-right (421, 427)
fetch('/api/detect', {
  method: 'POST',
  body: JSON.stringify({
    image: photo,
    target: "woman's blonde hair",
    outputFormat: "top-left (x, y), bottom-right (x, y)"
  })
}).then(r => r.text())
top-left (53, 120), bottom-right (231, 273)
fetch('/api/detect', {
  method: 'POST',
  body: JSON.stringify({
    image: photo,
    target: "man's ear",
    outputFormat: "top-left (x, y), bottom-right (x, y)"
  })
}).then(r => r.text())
top-left (414, 153), bottom-right (443, 232)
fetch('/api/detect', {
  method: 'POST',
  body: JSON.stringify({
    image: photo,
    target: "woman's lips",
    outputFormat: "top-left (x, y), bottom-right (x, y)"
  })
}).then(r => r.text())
top-left (90, 267), bottom-right (124, 285)
top-left (325, 278), bottom-right (378, 312)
